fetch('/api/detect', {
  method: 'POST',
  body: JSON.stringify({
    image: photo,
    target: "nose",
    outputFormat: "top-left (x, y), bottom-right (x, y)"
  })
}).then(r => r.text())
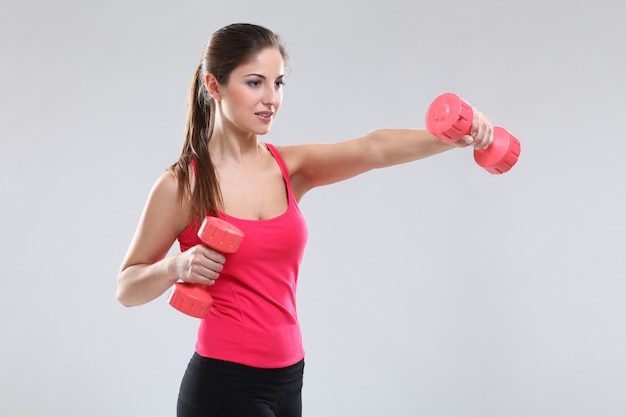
top-left (263, 85), bottom-right (280, 106)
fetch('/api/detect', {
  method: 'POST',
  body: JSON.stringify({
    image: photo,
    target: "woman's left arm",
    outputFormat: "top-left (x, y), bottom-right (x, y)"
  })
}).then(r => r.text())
top-left (281, 124), bottom-right (492, 199)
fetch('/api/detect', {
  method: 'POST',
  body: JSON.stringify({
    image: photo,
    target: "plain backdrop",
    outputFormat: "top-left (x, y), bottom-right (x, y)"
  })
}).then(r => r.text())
top-left (1, 0), bottom-right (625, 416)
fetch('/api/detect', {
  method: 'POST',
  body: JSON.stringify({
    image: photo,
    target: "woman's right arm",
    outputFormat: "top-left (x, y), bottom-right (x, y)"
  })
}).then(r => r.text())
top-left (116, 170), bottom-right (225, 307)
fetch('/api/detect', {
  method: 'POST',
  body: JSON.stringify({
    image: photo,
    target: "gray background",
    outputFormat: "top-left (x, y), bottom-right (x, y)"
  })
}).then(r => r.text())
top-left (1, 0), bottom-right (625, 416)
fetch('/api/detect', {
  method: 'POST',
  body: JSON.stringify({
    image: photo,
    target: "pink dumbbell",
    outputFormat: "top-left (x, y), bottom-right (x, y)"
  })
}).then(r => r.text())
top-left (425, 92), bottom-right (521, 174)
top-left (167, 216), bottom-right (244, 318)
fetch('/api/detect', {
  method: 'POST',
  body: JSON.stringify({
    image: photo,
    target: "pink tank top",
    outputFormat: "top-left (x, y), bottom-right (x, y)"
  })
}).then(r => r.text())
top-left (177, 144), bottom-right (308, 368)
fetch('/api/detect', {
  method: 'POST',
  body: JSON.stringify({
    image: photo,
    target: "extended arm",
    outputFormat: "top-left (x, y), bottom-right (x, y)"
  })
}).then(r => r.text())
top-left (282, 119), bottom-right (492, 199)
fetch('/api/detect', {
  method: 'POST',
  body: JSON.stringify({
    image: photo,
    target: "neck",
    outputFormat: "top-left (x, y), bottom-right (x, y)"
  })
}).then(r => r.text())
top-left (208, 133), bottom-right (265, 166)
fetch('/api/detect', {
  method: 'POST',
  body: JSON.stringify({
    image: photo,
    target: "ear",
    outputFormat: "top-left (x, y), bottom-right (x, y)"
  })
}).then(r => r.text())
top-left (205, 73), bottom-right (222, 101)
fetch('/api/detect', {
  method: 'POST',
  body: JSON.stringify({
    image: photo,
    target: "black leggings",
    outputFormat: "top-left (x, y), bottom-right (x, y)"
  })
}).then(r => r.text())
top-left (177, 353), bottom-right (304, 417)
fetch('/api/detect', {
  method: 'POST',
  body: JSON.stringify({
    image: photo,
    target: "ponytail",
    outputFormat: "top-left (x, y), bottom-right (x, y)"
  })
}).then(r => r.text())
top-left (170, 64), bottom-right (223, 221)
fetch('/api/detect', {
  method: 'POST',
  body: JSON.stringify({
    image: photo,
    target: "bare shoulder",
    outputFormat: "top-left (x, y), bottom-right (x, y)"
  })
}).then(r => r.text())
top-left (271, 143), bottom-right (330, 173)
top-left (271, 144), bottom-right (303, 169)
top-left (148, 169), bottom-right (191, 230)
top-left (151, 169), bottom-right (180, 199)
top-left (136, 169), bottom-right (192, 246)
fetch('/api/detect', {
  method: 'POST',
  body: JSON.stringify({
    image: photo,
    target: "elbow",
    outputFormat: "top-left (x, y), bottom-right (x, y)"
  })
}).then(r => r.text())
top-left (116, 286), bottom-right (133, 308)
top-left (116, 293), bottom-right (133, 308)
top-left (116, 275), bottom-right (137, 308)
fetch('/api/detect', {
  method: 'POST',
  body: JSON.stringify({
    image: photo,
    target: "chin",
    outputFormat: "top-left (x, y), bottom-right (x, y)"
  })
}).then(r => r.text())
top-left (255, 126), bottom-right (274, 136)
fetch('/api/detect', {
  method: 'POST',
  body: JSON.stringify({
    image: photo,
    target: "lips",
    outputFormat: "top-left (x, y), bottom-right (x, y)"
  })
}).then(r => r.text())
top-left (255, 111), bottom-right (273, 121)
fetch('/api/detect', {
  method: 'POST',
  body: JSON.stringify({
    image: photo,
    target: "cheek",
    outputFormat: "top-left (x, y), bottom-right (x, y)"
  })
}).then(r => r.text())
top-left (236, 87), bottom-right (255, 103)
top-left (222, 90), bottom-right (253, 118)
top-left (226, 89), bottom-right (248, 109)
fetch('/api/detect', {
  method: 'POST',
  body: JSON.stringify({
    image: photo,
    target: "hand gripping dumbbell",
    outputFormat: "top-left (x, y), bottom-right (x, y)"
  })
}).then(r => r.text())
top-left (425, 92), bottom-right (521, 174)
top-left (167, 216), bottom-right (244, 318)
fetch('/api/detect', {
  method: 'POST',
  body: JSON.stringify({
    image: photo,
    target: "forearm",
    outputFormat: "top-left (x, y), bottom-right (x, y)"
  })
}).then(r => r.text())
top-left (116, 255), bottom-right (180, 307)
top-left (366, 128), bottom-right (455, 168)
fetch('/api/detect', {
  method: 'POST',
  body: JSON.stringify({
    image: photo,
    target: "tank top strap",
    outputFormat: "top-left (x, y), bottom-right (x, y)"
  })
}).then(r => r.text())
top-left (265, 143), bottom-right (296, 202)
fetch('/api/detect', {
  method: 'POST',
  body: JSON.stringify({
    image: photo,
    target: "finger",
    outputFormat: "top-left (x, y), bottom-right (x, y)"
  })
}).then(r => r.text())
top-left (460, 134), bottom-right (474, 146)
top-left (483, 123), bottom-right (494, 149)
top-left (472, 114), bottom-right (494, 149)
top-left (202, 254), bottom-right (225, 272)
top-left (182, 250), bottom-right (225, 285)
top-left (196, 262), bottom-right (222, 282)
top-left (478, 115), bottom-right (494, 149)
top-left (474, 126), bottom-right (487, 149)
top-left (190, 271), bottom-right (220, 286)
top-left (470, 109), bottom-right (482, 139)
top-left (203, 248), bottom-right (227, 265)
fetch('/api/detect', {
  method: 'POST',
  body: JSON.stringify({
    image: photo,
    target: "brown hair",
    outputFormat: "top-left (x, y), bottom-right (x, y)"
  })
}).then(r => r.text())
top-left (170, 23), bottom-right (289, 220)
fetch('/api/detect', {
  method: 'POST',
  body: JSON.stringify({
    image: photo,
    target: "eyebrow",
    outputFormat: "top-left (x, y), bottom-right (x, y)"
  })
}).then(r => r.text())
top-left (243, 73), bottom-right (285, 80)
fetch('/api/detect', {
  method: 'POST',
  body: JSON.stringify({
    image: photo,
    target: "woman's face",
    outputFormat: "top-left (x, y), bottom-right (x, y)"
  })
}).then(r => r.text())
top-left (211, 47), bottom-right (285, 136)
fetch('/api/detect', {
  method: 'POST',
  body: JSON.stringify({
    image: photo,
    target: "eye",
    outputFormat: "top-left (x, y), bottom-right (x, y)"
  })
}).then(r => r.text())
top-left (246, 80), bottom-right (262, 87)
top-left (275, 79), bottom-right (285, 88)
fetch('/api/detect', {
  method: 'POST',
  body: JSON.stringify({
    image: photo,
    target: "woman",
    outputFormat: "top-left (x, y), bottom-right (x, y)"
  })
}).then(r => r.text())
top-left (116, 22), bottom-right (493, 417)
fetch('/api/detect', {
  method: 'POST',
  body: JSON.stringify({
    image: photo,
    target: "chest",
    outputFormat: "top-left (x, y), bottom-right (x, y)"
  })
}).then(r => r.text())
top-left (218, 158), bottom-right (289, 221)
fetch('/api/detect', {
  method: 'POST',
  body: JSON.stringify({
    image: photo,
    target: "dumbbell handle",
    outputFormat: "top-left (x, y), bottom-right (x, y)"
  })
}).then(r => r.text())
top-left (167, 216), bottom-right (244, 318)
top-left (425, 92), bottom-right (521, 174)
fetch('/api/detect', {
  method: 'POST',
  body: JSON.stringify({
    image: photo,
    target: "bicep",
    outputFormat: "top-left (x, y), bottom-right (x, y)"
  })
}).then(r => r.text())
top-left (119, 171), bottom-right (190, 271)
